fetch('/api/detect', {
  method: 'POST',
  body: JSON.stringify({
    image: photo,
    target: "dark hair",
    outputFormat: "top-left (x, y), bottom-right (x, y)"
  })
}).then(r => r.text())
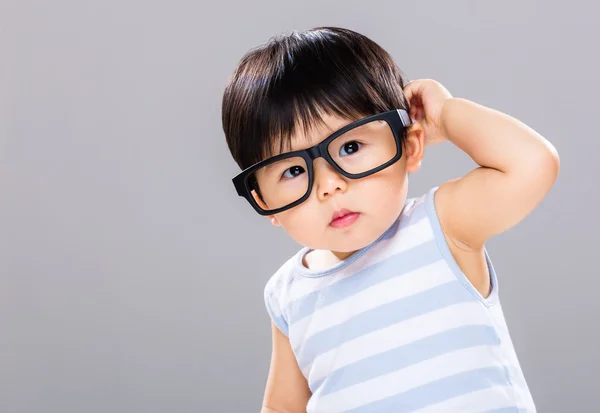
top-left (222, 27), bottom-right (410, 170)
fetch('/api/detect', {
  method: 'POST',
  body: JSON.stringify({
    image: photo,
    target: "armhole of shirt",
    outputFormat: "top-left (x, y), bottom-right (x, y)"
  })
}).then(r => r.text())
top-left (424, 187), bottom-right (500, 307)
top-left (264, 279), bottom-right (290, 336)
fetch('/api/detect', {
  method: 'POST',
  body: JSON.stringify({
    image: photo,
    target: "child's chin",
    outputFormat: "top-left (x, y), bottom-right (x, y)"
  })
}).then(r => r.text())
top-left (328, 235), bottom-right (379, 254)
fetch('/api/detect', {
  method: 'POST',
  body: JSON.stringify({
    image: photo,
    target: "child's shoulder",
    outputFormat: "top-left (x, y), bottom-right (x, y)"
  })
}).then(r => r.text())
top-left (264, 252), bottom-right (299, 298)
top-left (262, 252), bottom-right (302, 336)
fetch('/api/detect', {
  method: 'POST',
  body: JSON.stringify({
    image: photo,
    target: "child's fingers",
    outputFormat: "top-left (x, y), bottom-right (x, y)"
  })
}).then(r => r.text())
top-left (403, 79), bottom-right (422, 104)
top-left (417, 106), bottom-right (425, 122)
top-left (404, 80), bottom-right (426, 122)
top-left (411, 103), bottom-right (424, 123)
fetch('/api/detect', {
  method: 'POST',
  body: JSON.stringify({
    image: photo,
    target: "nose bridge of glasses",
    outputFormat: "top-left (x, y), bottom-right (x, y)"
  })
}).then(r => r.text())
top-left (307, 144), bottom-right (340, 177)
top-left (307, 145), bottom-right (325, 160)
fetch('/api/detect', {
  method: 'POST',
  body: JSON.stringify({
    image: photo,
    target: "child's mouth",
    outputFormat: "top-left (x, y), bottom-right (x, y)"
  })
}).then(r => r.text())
top-left (330, 209), bottom-right (360, 228)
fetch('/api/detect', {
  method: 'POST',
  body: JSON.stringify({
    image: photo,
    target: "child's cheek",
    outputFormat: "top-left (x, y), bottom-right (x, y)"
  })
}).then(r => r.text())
top-left (277, 204), bottom-right (318, 237)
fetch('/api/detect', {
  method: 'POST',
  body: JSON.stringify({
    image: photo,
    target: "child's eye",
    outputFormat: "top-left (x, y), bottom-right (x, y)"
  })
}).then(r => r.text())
top-left (282, 165), bottom-right (306, 179)
top-left (339, 141), bottom-right (362, 156)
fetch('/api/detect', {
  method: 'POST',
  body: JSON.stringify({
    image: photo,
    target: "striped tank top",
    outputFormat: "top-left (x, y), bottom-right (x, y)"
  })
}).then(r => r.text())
top-left (264, 187), bottom-right (536, 412)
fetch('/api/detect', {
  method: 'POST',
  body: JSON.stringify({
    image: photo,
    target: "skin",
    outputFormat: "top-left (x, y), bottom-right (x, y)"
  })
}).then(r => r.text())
top-left (255, 115), bottom-right (425, 270)
top-left (260, 79), bottom-right (560, 413)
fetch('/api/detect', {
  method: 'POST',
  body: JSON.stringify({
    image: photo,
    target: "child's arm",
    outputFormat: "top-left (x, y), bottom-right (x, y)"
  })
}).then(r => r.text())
top-left (436, 96), bottom-right (559, 247)
top-left (404, 80), bottom-right (560, 286)
top-left (261, 322), bottom-right (311, 413)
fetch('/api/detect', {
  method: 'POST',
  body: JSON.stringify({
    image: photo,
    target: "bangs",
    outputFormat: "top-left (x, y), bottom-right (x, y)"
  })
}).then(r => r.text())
top-left (222, 27), bottom-right (409, 170)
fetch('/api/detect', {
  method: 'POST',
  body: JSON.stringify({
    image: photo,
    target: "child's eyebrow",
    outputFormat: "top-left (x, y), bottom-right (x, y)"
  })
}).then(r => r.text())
top-left (263, 119), bottom-right (356, 164)
top-left (259, 157), bottom-right (302, 179)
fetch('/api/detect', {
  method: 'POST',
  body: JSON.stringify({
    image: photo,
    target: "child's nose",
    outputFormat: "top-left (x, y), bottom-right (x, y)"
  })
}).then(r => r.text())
top-left (313, 158), bottom-right (348, 201)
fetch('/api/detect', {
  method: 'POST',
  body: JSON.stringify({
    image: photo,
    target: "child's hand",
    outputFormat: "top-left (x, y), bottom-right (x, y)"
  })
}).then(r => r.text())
top-left (403, 79), bottom-right (453, 146)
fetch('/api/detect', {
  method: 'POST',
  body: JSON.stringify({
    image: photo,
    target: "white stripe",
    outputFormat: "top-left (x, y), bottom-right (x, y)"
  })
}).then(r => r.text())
top-left (293, 259), bottom-right (454, 358)
top-left (306, 301), bottom-right (492, 382)
top-left (310, 346), bottom-right (503, 412)
top-left (268, 295), bottom-right (283, 317)
top-left (286, 216), bottom-right (434, 304)
top-left (265, 258), bottom-right (298, 318)
top-left (409, 386), bottom-right (517, 413)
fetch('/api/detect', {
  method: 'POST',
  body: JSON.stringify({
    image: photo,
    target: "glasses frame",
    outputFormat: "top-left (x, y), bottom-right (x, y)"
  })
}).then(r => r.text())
top-left (232, 109), bottom-right (412, 216)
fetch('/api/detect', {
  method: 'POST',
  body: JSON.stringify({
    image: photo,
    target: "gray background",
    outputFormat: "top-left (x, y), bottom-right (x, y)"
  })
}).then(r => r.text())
top-left (1, 1), bottom-right (597, 412)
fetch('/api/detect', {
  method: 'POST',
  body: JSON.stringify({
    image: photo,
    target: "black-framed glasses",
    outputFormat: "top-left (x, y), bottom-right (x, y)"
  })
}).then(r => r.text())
top-left (232, 109), bottom-right (412, 215)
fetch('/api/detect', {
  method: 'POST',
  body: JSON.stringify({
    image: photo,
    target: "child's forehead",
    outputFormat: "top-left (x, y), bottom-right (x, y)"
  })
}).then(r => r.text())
top-left (270, 114), bottom-right (357, 155)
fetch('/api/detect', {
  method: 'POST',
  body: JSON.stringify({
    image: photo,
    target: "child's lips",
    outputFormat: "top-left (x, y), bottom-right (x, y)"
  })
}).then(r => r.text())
top-left (330, 209), bottom-right (360, 228)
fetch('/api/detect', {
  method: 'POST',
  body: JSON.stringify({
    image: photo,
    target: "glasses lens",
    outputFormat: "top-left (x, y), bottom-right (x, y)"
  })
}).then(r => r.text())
top-left (327, 119), bottom-right (398, 175)
top-left (249, 156), bottom-right (309, 212)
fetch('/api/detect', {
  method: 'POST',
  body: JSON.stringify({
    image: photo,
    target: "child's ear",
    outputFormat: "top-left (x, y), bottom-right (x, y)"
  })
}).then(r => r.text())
top-left (251, 190), bottom-right (281, 226)
top-left (404, 123), bottom-right (425, 173)
top-left (267, 215), bottom-right (281, 226)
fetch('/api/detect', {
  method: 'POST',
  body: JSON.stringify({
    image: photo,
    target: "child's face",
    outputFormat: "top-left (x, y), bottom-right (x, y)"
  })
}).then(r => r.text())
top-left (265, 114), bottom-right (424, 258)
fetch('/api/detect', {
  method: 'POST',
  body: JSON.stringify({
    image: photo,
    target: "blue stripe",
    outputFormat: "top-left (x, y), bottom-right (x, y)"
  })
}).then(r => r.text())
top-left (297, 281), bottom-right (475, 369)
top-left (269, 312), bottom-right (288, 336)
top-left (344, 367), bottom-right (511, 413)
top-left (316, 325), bottom-right (501, 396)
top-left (287, 238), bottom-right (442, 326)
